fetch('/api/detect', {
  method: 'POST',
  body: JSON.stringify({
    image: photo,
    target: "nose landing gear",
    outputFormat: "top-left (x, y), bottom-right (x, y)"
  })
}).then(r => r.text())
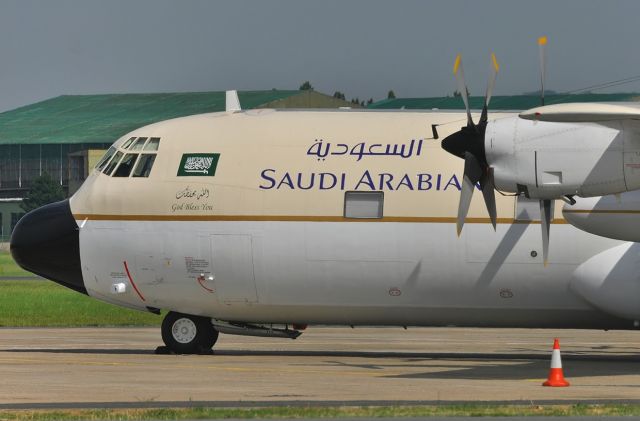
top-left (159, 311), bottom-right (219, 354)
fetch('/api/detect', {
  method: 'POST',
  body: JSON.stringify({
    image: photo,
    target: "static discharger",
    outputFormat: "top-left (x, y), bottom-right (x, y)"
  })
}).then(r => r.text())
top-left (543, 338), bottom-right (570, 387)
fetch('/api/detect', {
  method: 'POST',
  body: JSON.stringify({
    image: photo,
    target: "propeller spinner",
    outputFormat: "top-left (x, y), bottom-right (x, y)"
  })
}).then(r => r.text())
top-left (441, 53), bottom-right (499, 236)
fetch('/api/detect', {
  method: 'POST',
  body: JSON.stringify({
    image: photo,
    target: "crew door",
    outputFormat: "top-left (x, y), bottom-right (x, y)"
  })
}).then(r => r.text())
top-left (211, 234), bottom-right (258, 303)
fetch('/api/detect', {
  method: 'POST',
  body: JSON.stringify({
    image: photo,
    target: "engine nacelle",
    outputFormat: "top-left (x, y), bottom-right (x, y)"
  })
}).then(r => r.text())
top-left (563, 191), bottom-right (640, 242)
top-left (485, 117), bottom-right (640, 200)
top-left (571, 243), bottom-right (640, 321)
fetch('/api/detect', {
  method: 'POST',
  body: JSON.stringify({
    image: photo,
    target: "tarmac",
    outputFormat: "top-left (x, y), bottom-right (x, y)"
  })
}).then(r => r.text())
top-left (1, 327), bottom-right (640, 409)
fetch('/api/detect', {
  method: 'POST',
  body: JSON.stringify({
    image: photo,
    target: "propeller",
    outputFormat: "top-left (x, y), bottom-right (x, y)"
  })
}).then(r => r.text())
top-left (442, 53), bottom-right (499, 236)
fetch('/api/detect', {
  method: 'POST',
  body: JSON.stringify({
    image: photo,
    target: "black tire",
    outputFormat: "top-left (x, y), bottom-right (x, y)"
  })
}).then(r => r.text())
top-left (161, 311), bottom-right (219, 354)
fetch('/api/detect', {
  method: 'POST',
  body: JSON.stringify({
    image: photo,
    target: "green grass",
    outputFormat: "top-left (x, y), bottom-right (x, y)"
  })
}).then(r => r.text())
top-left (0, 251), bottom-right (33, 278)
top-left (1, 404), bottom-right (640, 420)
top-left (0, 280), bottom-right (160, 327)
top-left (0, 250), bottom-right (159, 327)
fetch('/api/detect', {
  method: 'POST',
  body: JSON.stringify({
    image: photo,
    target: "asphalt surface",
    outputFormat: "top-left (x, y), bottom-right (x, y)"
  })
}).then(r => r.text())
top-left (0, 327), bottom-right (639, 409)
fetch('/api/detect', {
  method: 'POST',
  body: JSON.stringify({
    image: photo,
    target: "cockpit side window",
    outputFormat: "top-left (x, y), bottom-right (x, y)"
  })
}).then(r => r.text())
top-left (103, 151), bottom-right (123, 175)
top-left (95, 146), bottom-right (117, 172)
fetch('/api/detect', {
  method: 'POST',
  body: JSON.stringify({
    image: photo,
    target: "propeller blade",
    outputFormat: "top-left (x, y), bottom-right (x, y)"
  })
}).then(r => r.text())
top-left (480, 169), bottom-right (497, 230)
top-left (538, 36), bottom-right (547, 106)
top-left (457, 152), bottom-right (483, 236)
top-left (480, 53), bottom-right (500, 124)
top-left (539, 198), bottom-right (553, 267)
top-left (453, 54), bottom-right (473, 127)
top-left (484, 53), bottom-right (500, 110)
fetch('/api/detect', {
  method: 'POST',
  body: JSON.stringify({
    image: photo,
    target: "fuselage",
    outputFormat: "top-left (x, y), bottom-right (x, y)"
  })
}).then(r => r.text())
top-left (16, 109), bottom-right (640, 329)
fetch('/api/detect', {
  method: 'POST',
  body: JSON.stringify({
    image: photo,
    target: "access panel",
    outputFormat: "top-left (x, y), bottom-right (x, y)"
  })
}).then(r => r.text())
top-left (211, 234), bottom-right (258, 303)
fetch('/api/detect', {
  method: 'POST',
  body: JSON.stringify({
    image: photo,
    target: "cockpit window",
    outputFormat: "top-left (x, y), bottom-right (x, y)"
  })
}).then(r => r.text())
top-left (95, 146), bottom-right (117, 171)
top-left (121, 137), bottom-right (136, 150)
top-left (101, 137), bottom-right (160, 178)
top-left (130, 137), bottom-right (148, 151)
top-left (132, 154), bottom-right (156, 177)
top-left (144, 137), bottom-right (160, 151)
top-left (103, 151), bottom-right (123, 175)
top-left (112, 153), bottom-right (139, 177)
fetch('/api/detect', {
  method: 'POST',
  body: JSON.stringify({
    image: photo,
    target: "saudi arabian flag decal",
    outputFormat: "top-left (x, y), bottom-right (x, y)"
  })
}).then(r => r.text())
top-left (177, 153), bottom-right (220, 176)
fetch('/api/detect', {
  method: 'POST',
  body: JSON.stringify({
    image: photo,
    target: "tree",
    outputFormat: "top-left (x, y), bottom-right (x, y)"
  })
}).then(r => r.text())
top-left (20, 173), bottom-right (65, 213)
top-left (299, 81), bottom-right (314, 91)
top-left (367, 98), bottom-right (374, 105)
top-left (387, 90), bottom-right (396, 99)
top-left (333, 91), bottom-right (346, 100)
top-left (453, 87), bottom-right (470, 97)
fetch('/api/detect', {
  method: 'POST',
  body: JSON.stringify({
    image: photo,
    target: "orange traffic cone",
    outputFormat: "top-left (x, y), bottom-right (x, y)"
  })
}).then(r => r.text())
top-left (543, 338), bottom-right (570, 387)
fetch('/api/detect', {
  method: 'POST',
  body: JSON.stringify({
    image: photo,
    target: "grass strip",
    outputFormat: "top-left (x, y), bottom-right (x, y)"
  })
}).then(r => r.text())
top-left (2, 404), bottom-right (640, 420)
top-left (0, 280), bottom-right (160, 327)
top-left (0, 251), bottom-right (32, 278)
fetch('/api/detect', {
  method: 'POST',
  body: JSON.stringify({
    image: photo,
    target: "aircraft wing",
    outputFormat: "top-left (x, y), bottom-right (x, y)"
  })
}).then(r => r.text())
top-left (519, 102), bottom-right (640, 122)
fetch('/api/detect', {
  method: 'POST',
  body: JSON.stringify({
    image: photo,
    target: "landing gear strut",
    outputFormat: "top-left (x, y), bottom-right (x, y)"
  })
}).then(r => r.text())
top-left (160, 311), bottom-right (219, 354)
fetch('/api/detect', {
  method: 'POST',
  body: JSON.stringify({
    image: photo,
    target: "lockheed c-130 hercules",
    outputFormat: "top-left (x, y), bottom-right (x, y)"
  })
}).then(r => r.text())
top-left (10, 41), bottom-right (640, 354)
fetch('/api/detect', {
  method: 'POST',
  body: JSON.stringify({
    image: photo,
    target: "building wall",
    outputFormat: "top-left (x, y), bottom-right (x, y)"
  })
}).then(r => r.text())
top-left (69, 149), bottom-right (107, 195)
top-left (0, 143), bottom-right (111, 198)
top-left (0, 201), bottom-right (24, 243)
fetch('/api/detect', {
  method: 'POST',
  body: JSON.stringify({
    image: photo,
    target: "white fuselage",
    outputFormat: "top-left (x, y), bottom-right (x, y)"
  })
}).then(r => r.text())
top-left (70, 109), bottom-right (638, 330)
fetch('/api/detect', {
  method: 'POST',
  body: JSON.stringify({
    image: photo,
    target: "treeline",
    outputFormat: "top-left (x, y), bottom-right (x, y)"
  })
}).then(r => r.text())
top-left (298, 81), bottom-right (396, 106)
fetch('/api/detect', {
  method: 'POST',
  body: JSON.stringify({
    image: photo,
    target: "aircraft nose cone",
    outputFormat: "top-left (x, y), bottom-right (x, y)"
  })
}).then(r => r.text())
top-left (10, 200), bottom-right (86, 294)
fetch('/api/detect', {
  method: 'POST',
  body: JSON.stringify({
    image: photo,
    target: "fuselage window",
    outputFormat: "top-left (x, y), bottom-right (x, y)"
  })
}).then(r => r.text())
top-left (130, 137), bottom-right (148, 151)
top-left (95, 146), bottom-right (117, 171)
top-left (112, 153), bottom-right (139, 177)
top-left (132, 154), bottom-right (156, 177)
top-left (103, 151), bottom-right (124, 176)
top-left (344, 191), bottom-right (384, 219)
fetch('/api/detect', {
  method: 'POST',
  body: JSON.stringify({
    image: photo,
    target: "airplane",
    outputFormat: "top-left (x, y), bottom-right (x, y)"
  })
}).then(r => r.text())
top-left (9, 44), bottom-right (640, 354)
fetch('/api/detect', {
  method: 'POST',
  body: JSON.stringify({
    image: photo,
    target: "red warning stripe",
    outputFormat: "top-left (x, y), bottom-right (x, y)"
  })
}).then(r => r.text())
top-left (123, 261), bottom-right (146, 302)
top-left (197, 275), bottom-right (215, 293)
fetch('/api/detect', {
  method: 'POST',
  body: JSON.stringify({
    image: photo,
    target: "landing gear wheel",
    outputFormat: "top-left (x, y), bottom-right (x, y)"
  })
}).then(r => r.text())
top-left (161, 311), bottom-right (218, 354)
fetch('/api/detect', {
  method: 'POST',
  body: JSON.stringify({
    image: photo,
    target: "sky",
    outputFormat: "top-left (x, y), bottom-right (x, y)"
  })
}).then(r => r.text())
top-left (1, 0), bottom-right (639, 112)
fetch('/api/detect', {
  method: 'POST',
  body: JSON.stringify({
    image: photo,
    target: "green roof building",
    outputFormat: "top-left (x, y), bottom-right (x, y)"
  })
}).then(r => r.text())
top-left (368, 93), bottom-right (640, 110)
